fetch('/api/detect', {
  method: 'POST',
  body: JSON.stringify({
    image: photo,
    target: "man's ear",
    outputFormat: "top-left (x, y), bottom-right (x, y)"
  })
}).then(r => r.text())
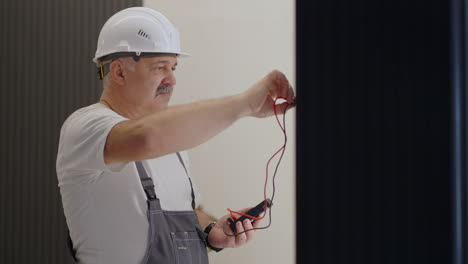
top-left (109, 60), bottom-right (126, 86)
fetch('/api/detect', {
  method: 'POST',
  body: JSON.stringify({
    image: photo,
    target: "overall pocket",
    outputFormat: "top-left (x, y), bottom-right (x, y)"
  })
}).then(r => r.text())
top-left (170, 231), bottom-right (207, 264)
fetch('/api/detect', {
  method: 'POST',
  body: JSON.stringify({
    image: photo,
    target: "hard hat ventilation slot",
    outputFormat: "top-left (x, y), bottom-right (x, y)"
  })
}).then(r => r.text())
top-left (137, 29), bottom-right (151, 40)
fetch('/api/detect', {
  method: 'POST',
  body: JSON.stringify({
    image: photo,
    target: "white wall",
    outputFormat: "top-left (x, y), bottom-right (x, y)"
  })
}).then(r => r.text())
top-left (144, 1), bottom-right (295, 263)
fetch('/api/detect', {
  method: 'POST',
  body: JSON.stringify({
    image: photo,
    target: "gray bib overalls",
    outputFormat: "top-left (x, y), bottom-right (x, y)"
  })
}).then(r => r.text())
top-left (68, 153), bottom-right (210, 264)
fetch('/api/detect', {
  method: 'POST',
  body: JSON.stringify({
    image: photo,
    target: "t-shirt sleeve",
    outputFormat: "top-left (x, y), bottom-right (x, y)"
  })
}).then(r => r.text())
top-left (57, 107), bottom-right (128, 179)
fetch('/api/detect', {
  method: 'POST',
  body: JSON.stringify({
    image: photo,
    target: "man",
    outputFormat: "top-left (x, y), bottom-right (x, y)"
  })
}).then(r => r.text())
top-left (56, 7), bottom-right (295, 264)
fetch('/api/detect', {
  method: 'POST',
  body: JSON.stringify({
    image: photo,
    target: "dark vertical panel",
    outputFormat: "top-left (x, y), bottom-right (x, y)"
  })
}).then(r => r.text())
top-left (451, 0), bottom-right (468, 263)
top-left (297, 0), bottom-right (451, 263)
top-left (0, 0), bottom-right (141, 263)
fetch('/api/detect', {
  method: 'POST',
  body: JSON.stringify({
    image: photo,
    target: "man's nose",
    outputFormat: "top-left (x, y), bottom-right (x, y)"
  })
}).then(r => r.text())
top-left (162, 71), bottom-right (176, 86)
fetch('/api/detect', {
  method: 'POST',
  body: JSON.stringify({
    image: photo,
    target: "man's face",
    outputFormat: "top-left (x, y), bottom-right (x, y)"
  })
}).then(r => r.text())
top-left (123, 55), bottom-right (178, 112)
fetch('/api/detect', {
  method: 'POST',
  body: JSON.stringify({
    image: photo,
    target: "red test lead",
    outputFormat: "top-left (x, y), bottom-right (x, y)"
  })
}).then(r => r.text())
top-left (223, 97), bottom-right (293, 236)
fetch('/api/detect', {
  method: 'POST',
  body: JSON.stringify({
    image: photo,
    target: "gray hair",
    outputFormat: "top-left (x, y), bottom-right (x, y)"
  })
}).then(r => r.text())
top-left (102, 57), bottom-right (136, 88)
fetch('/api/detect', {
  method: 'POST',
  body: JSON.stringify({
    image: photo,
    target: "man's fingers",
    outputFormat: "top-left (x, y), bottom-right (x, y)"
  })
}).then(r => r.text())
top-left (266, 70), bottom-right (279, 96)
top-left (243, 219), bottom-right (256, 242)
top-left (234, 221), bottom-right (247, 246)
top-left (276, 102), bottom-right (296, 115)
top-left (287, 85), bottom-right (295, 103)
top-left (269, 70), bottom-right (290, 99)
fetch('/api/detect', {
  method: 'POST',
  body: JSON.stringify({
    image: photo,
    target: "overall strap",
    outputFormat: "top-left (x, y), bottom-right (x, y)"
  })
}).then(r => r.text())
top-left (136, 161), bottom-right (158, 200)
top-left (136, 152), bottom-right (196, 210)
top-left (176, 152), bottom-right (196, 210)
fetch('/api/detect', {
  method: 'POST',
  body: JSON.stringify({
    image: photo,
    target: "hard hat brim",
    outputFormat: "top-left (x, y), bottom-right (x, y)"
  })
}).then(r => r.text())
top-left (93, 51), bottom-right (190, 64)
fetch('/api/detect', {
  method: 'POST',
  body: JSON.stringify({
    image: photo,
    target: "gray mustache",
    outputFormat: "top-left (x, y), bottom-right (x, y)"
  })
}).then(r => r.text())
top-left (156, 85), bottom-right (173, 96)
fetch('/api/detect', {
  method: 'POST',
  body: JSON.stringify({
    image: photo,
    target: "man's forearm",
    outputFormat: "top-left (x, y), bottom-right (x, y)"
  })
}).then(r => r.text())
top-left (137, 93), bottom-right (250, 159)
top-left (105, 93), bottom-right (251, 163)
top-left (104, 70), bottom-right (293, 164)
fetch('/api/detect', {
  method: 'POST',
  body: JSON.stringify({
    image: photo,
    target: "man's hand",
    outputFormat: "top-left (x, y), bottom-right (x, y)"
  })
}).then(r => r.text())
top-left (207, 207), bottom-right (266, 249)
top-left (242, 70), bottom-right (295, 118)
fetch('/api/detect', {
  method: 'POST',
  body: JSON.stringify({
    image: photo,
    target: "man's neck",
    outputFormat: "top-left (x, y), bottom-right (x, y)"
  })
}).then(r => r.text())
top-left (100, 88), bottom-right (145, 119)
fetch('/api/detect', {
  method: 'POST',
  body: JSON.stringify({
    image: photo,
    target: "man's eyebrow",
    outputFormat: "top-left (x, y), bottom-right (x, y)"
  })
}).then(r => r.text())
top-left (148, 60), bottom-right (178, 67)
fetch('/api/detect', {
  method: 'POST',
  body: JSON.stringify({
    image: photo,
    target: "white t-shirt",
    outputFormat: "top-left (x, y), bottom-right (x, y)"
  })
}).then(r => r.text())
top-left (56, 103), bottom-right (201, 264)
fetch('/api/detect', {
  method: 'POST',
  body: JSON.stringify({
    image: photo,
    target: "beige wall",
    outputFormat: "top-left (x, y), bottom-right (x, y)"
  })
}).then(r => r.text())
top-left (144, 1), bottom-right (295, 263)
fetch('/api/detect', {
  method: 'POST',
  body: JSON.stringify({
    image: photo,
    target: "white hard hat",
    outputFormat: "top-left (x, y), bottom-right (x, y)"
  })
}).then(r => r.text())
top-left (93, 7), bottom-right (189, 64)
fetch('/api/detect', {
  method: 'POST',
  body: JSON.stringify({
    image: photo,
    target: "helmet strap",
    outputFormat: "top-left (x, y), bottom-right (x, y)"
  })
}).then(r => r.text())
top-left (97, 64), bottom-right (109, 80)
top-left (99, 64), bottom-right (105, 80)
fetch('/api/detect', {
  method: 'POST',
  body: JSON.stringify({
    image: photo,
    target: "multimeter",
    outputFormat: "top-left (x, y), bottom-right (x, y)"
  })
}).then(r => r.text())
top-left (227, 199), bottom-right (273, 233)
